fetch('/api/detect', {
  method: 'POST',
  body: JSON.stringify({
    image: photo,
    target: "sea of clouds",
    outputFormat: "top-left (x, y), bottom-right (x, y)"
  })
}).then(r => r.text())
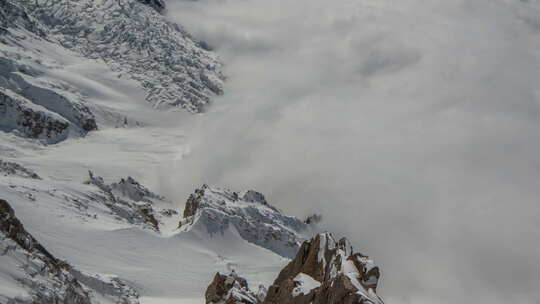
top-left (162, 0), bottom-right (540, 303)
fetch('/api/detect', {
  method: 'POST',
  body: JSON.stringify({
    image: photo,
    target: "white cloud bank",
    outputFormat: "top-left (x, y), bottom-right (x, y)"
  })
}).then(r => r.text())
top-left (163, 0), bottom-right (540, 303)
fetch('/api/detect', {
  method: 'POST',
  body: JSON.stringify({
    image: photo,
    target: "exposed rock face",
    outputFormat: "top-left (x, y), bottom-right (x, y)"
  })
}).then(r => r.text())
top-left (0, 88), bottom-right (71, 144)
top-left (5, 0), bottom-right (224, 112)
top-left (85, 171), bottom-right (162, 231)
top-left (263, 233), bottom-right (384, 304)
top-left (205, 271), bottom-right (264, 304)
top-left (178, 185), bottom-right (308, 258)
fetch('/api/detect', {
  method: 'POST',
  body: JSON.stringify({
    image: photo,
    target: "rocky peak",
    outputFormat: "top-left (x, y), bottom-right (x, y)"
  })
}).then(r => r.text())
top-left (205, 271), bottom-right (265, 304)
top-left (178, 185), bottom-right (308, 258)
top-left (263, 232), bottom-right (384, 304)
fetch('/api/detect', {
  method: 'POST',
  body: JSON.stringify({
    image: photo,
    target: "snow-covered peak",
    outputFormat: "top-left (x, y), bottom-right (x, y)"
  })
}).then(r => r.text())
top-left (178, 185), bottom-right (308, 258)
top-left (205, 271), bottom-right (264, 304)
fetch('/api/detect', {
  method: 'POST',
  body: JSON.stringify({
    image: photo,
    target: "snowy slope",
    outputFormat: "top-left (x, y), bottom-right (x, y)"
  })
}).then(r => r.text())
top-left (0, 162), bottom-right (296, 303)
top-left (0, 199), bottom-right (141, 304)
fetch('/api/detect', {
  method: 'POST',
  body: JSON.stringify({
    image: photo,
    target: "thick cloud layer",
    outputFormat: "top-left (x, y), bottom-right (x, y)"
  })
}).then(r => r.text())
top-left (164, 0), bottom-right (540, 303)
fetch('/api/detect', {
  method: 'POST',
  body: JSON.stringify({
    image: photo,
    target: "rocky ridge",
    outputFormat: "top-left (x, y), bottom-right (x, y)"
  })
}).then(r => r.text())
top-left (85, 171), bottom-right (167, 231)
top-left (263, 232), bottom-right (384, 304)
top-left (178, 185), bottom-right (308, 258)
top-left (204, 233), bottom-right (384, 304)
top-left (205, 271), bottom-right (266, 304)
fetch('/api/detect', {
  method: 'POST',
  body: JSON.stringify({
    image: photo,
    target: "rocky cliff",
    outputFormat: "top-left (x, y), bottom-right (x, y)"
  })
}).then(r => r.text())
top-left (263, 232), bottom-right (384, 304)
top-left (0, 198), bottom-right (141, 304)
top-left (203, 232), bottom-right (385, 304)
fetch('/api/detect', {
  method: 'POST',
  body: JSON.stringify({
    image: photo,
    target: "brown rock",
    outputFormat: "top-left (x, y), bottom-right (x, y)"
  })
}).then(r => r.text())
top-left (205, 271), bottom-right (260, 304)
top-left (263, 232), bottom-right (384, 304)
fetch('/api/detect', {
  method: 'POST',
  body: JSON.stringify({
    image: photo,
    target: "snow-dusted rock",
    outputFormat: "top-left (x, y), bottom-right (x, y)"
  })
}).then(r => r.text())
top-left (85, 171), bottom-right (162, 231)
top-left (205, 270), bottom-right (264, 304)
top-left (178, 185), bottom-right (308, 258)
top-left (71, 270), bottom-right (140, 304)
top-left (263, 232), bottom-right (384, 304)
top-left (0, 159), bottom-right (40, 179)
top-left (10, 0), bottom-right (224, 112)
top-left (0, 88), bottom-right (71, 144)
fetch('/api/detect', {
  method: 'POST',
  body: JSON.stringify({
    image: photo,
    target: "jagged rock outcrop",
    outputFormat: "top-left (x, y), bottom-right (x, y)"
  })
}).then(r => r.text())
top-left (0, 159), bottom-right (40, 179)
top-left (0, 199), bottom-right (141, 304)
top-left (263, 233), bottom-right (384, 304)
top-left (178, 185), bottom-right (308, 258)
top-left (85, 171), bottom-right (162, 231)
top-left (4, 0), bottom-right (224, 112)
top-left (205, 271), bottom-right (265, 304)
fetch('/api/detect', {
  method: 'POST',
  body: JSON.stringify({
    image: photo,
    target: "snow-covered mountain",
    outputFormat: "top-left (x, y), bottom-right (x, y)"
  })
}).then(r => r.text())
top-left (0, 0), bottom-right (224, 144)
top-left (0, 156), bottom-right (385, 303)
top-left (0, 0), bottom-right (386, 303)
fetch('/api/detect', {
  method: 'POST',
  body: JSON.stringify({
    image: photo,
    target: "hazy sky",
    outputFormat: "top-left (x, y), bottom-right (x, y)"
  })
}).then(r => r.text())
top-left (164, 0), bottom-right (540, 303)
